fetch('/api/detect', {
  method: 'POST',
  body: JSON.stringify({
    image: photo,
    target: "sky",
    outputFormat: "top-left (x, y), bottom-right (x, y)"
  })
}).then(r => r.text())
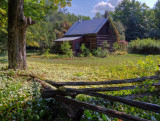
top-left (66, 0), bottom-right (157, 18)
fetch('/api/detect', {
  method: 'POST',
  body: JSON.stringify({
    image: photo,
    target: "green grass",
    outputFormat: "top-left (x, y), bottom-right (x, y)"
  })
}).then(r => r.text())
top-left (0, 54), bottom-right (160, 121)
top-left (28, 54), bottom-right (159, 66)
top-left (25, 54), bottom-right (160, 83)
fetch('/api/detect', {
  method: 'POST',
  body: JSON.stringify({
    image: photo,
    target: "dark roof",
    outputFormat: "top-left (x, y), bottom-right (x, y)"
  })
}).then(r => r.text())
top-left (65, 18), bottom-right (109, 36)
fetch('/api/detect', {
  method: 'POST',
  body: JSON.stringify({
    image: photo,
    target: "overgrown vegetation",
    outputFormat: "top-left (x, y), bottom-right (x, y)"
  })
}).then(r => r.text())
top-left (0, 71), bottom-right (69, 121)
top-left (1, 0), bottom-right (160, 120)
top-left (61, 41), bottom-right (73, 57)
top-left (128, 38), bottom-right (160, 54)
top-left (93, 47), bottom-right (109, 58)
top-left (0, 54), bottom-right (160, 120)
top-left (80, 44), bottom-right (92, 57)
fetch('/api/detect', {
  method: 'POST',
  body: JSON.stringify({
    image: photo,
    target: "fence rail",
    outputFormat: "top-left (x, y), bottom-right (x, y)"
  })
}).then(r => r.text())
top-left (33, 75), bottom-right (160, 121)
top-left (44, 75), bottom-right (160, 86)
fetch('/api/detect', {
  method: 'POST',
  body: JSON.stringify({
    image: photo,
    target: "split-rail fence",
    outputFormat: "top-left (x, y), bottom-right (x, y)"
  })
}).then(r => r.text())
top-left (32, 75), bottom-right (160, 121)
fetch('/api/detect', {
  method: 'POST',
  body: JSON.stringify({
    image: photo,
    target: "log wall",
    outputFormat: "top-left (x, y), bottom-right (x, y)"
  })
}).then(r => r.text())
top-left (97, 35), bottom-right (116, 52)
top-left (84, 35), bottom-right (97, 50)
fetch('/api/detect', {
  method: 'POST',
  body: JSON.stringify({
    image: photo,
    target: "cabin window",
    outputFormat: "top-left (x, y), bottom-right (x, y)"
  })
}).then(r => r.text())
top-left (76, 42), bottom-right (79, 51)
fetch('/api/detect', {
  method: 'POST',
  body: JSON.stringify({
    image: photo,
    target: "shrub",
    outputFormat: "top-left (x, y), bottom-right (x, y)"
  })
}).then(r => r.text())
top-left (94, 47), bottom-right (109, 58)
top-left (137, 56), bottom-right (159, 76)
top-left (113, 42), bottom-right (119, 51)
top-left (80, 44), bottom-right (92, 57)
top-left (92, 41), bottom-right (109, 58)
top-left (44, 49), bottom-right (50, 55)
top-left (128, 38), bottom-right (160, 54)
top-left (103, 41), bottom-right (110, 48)
top-left (61, 41), bottom-right (73, 57)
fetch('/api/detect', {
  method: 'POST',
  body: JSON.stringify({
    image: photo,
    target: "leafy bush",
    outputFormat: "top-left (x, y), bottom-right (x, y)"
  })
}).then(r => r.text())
top-left (80, 44), bottom-right (92, 57)
top-left (44, 49), bottom-right (51, 55)
top-left (128, 38), bottom-right (160, 54)
top-left (93, 47), bottom-right (109, 58)
top-left (113, 42), bottom-right (119, 51)
top-left (103, 41), bottom-right (110, 48)
top-left (61, 41), bottom-right (73, 57)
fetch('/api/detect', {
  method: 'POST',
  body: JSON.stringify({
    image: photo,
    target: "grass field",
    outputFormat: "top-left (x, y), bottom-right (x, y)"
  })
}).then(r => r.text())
top-left (0, 54), bottom-right (160, 121)
top-left (26, 54), bottom-right (160, 82)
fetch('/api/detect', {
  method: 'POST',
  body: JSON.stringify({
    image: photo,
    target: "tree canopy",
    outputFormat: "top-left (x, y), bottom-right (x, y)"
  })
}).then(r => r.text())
top-left (0, 0), bottom-right (91, 55)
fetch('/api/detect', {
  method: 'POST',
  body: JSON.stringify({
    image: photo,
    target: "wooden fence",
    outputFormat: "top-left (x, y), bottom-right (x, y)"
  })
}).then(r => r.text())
top-left (33, 75), bottom-right (160, 121)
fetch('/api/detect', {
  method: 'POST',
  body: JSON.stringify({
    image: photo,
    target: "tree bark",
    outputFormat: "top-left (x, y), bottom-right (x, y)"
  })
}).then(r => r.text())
top-left (8, 0), bottom-right (35, 69)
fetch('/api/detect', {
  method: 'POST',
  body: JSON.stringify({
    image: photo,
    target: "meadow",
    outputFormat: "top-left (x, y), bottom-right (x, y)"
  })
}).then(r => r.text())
top-left (0, 54), bottom-right (160, 121)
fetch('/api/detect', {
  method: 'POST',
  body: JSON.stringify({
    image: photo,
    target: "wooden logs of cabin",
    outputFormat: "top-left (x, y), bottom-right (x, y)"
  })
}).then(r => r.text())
top-left (97, 35), bottom-right (116, 52)
top-left (84, 36), bottom-right (97, 50)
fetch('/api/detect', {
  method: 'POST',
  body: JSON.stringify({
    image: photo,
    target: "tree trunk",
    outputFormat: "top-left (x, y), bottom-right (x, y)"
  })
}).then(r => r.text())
top-left (8, 0), bottom-right (35, 69)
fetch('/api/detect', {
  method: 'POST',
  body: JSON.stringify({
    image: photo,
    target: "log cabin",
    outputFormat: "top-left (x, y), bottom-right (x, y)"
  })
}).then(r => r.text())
top-left (54, 17), bottom-right (119, 53)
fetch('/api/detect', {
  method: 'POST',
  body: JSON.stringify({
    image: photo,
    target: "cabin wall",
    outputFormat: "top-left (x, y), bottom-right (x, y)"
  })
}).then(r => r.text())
top-left (72, 38), bottom-right (84, 53)
top-left (98, 22), bottom-right (109, 35)
top-left (84, 35), bottom-right (97, 50)
top-left (97, 21), bottom-right (117, 52)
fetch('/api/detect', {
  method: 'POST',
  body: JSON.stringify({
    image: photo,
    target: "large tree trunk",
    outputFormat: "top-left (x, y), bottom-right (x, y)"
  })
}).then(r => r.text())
top-left (8, 0), bottom-right (34, 69)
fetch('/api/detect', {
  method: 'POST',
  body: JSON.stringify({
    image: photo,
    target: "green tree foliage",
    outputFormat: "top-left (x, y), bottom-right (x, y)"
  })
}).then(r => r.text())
top-left (61, 41), bottom-right (73, 57)
top-left (46, 9), bottom-right (90, 24)
top-left (154, 0), bottom-right (160, 29)
top-left (93, 12), bottom-right (103, 19)
top-left (114, 21), bottom-right (126, 40)
top-left (0, 0), bottom-right (8, 54)
top-left (125, 13), bottom-right (141, 41)
top-left (26, 21), bottom-right (56, 53)
top-left (26, 9), bottom-right (90, 54)
top-left (113, 0), bottom-right (150, 41)
top-left (150, 0), bottom-right (160, 39)
top-left (0, 0), bottom-right (90, 54)
top-left (78, 15), bottom-right (91, 21)
top-left (0, 3), bottom-right (7, 33)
